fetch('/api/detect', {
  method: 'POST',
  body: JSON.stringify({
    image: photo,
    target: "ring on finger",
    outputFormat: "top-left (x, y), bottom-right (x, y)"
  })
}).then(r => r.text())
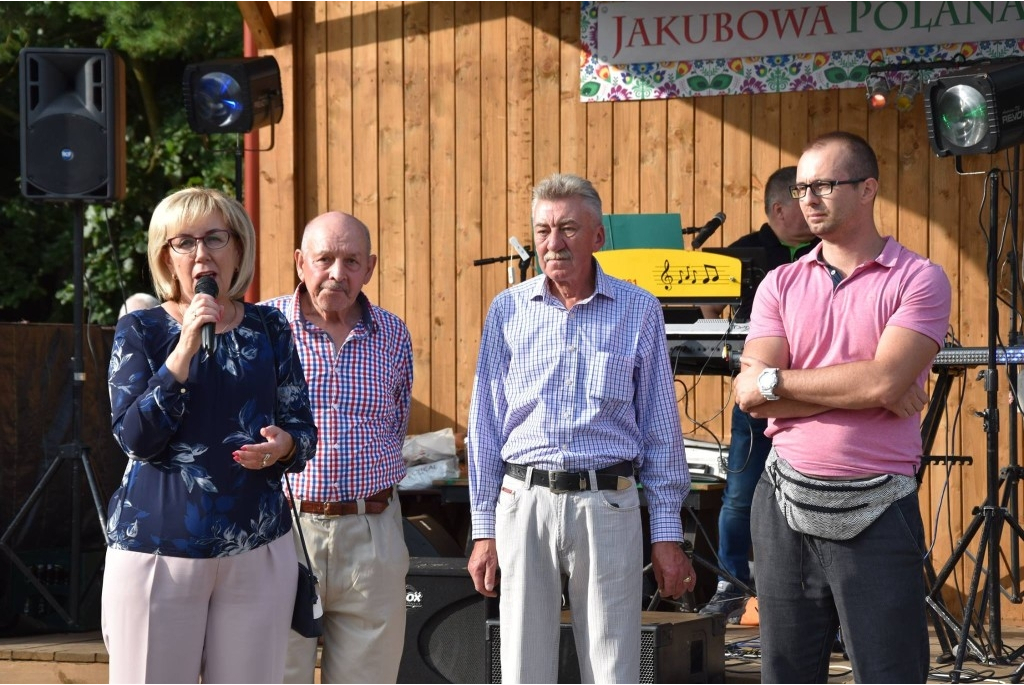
top-left (262, 453), bottom-right (272, 467)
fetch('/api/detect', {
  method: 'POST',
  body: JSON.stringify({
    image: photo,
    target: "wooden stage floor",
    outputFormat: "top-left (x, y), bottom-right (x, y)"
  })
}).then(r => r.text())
top-left (724, 622), bottom-right (1024, 683)
top-left (5, 621), bottom-right (1024, 683)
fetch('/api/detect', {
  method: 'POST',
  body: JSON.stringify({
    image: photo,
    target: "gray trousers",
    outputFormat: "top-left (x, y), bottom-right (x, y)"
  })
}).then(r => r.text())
top-left (751, 474), bottom-right (930, 683)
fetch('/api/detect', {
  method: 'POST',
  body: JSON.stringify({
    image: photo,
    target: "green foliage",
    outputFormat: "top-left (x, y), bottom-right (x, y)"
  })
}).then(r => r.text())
top-left (70, 2), bottom-right (242, 59)
top-left (0, 2), bottom-right (243, 323)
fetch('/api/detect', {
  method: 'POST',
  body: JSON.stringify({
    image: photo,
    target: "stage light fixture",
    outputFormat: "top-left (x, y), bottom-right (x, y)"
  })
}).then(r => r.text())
top-left (895, 75), bottom-right (921, 113)
top-left (924, 61), bottom-right (1024, 157)
top-left (183, 56), bottom-right (283, 134)
top-left (866, 74), bottom-right (889, 110)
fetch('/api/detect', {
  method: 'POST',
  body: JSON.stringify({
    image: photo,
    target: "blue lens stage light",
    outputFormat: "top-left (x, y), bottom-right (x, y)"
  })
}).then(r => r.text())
top-left (183, 56), bottom-right (282, 134)
top-left (195, 72), bottom-right (244, 129)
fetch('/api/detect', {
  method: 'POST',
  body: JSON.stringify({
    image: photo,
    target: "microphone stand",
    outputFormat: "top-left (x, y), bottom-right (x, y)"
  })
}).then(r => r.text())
top-left (1007, 145), bottom-right (1022, 597)
top-left (473, 248), bottom-right (533, 284)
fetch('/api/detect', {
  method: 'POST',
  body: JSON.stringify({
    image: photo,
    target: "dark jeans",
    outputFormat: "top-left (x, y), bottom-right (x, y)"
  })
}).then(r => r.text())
top-left (751, 474), bottom-right (930, 683)
top-left (715, 404), bottom-right (771, 585)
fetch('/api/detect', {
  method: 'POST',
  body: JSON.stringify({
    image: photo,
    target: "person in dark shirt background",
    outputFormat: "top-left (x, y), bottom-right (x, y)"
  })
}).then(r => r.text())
top-left (698, 166), bottom-right (818, 622)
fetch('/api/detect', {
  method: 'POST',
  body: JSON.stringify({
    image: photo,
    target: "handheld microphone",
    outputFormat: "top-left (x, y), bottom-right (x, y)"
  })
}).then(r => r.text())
top-left (195, 275), bottom-right (219, 356)
top-left (509, 236), bottom-right (531, 261)
top-left (690, 212), bottom-right (726, 249)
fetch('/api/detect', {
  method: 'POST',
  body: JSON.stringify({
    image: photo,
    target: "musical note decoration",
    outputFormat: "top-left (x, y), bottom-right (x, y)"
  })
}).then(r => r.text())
top-left (593, 248), bottom-right (742, 301)
top-left (660, 260), bottom-right (673, 290)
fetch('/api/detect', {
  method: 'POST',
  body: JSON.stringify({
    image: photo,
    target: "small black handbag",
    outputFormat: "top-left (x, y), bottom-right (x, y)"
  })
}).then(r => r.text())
top-left (285, 473), bottom-right (323, 638)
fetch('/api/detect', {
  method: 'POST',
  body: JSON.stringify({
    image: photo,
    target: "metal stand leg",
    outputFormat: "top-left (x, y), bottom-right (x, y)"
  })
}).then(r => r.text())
top-left (0, 202), bottom-right (108, 629)
top-left (925, 169), bottom-right (1024, 682)
top-left (920, 368), bottom-right (968, 663)
top-left (643, 507), bottom-right (757, 613)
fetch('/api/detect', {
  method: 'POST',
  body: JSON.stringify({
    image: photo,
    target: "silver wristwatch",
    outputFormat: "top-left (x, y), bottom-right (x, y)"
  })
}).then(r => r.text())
top-left (757, 368), bottom-right (780, 401)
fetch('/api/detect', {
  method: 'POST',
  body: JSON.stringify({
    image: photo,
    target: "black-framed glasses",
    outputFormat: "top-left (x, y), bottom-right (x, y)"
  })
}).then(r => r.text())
top-left (789, 178), bottom-right (869, 199)
top-left (167, 229), bottom-right (233, 254)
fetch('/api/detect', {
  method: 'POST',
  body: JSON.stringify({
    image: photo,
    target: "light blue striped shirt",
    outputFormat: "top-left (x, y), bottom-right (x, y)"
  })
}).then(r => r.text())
top-left (468, 261), bottom-right (689, 543)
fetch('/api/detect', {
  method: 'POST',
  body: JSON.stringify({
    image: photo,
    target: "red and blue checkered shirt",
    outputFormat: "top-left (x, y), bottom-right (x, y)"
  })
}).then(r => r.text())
top-left (262, 287), bottom-right (413, 501)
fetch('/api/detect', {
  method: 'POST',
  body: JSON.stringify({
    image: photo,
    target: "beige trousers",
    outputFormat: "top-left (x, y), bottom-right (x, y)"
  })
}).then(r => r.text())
top-left (284, 494), bottom-right (410, 684)
top-left (101, 533), bottom-right (297, 684)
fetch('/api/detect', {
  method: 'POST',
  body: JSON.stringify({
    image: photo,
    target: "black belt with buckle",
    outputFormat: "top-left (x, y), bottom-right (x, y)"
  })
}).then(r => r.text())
top-left (504, 461), bottom-right (634, 493)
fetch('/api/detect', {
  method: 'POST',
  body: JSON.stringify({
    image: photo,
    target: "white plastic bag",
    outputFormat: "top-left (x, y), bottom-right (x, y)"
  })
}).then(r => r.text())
top-left (402, 428), bottom-right (456, 465)
top-left (398, 428), bottom-right (458, 489)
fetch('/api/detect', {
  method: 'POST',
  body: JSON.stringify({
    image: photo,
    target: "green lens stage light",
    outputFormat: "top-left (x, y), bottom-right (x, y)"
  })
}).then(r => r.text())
top-left (183, 56), bottom-right (282, 134)
top-left (924, 61), bottom-right (1024, 157)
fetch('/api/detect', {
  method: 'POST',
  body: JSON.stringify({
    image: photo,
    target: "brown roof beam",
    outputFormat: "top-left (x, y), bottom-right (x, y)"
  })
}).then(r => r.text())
top-left (236, 1), bottom-right (278, 50)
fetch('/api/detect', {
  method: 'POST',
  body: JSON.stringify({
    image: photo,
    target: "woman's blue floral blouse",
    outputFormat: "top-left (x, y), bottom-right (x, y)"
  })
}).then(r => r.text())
top-left (106, 302), bottom-right (318, 558)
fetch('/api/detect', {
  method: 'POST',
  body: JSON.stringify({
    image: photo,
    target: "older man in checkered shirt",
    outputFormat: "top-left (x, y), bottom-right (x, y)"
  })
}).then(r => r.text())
top-left (264, 211), bottom-right (413, 684)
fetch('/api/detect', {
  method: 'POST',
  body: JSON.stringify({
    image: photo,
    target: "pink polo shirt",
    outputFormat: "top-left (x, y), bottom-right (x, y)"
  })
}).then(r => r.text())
top-left (747, 237), bottom-right (951, 477)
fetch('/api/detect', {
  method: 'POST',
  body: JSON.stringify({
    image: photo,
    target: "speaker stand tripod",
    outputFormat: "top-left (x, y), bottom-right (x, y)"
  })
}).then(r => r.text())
top-left (0, 202), bottom-right (108, 629)
top-left (924, 168), bottom-right (1024, 682)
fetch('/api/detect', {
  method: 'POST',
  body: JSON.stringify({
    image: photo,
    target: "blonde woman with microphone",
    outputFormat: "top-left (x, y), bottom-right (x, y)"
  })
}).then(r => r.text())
top-left (102, 187), bottom-right (318, 683)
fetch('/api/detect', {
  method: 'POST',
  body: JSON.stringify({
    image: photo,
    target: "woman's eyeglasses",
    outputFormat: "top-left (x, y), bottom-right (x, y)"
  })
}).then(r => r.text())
top-left (167, 229), bottom-right (233, 254)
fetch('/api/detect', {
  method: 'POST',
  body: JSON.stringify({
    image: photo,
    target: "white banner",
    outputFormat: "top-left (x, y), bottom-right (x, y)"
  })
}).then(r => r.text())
top-left (596, 2), bottom-right (1024, 64)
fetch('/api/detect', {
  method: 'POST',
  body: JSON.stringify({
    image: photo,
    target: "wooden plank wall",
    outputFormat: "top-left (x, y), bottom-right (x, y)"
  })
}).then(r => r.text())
top-left (253, 1), bottom-right (1024, 623)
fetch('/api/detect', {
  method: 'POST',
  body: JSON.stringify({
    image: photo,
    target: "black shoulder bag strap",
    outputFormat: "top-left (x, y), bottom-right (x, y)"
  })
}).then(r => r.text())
top-left (254, 304), bottom-right (314, 570)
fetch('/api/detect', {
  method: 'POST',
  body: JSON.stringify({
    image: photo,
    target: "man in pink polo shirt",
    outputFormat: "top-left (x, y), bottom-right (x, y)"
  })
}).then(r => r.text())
top-left (733, 131), bottom-right (951, 683)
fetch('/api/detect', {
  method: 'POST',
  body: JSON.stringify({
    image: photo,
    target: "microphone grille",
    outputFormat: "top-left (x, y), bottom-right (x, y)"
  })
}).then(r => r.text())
top-left (195, 276), bottom-right (219, 297)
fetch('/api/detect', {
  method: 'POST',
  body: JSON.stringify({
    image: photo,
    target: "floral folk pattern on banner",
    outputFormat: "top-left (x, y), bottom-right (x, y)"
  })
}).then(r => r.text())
top-left (579, 1), bottom-right (1024, 102)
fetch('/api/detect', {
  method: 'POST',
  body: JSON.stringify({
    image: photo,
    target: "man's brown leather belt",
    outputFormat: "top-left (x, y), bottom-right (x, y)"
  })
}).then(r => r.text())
top-left (292, 487), bottom-right (392, 516)
top-left (505, 461), bottom-right (634, 493)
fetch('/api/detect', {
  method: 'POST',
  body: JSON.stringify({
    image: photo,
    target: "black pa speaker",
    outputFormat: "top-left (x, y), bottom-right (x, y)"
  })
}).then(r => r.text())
top-left (403, 515), bottom-right (466, 558)
top-left (485, 611), bottom-right (726, 683)
top-left (19, 48), bottom-right (126, 202)
top-left (398, 557), bottom-right (494, 683)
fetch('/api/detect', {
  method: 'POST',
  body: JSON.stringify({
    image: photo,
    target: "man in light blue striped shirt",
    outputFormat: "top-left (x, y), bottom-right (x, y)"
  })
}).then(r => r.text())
top-left (467, 173), bottom-right (694, 683)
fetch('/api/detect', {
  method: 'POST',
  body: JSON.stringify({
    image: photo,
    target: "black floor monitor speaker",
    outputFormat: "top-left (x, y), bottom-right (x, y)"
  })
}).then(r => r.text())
top-left (399, 557), bottom-right (494, 683)
top-left (19, 47), bottom-right (126, 202)
top-left (485, 611), bottom-right (726, 683)
top-left (403, 515), bottom-right (466, 558)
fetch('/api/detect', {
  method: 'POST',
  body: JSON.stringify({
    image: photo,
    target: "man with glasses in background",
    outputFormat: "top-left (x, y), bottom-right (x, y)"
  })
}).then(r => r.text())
top-left (733, 131), bottom-right (950, 683)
